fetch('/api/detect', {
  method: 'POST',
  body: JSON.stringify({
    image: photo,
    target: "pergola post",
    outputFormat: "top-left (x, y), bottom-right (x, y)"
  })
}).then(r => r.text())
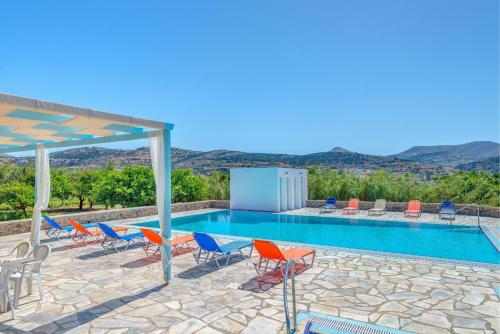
top-left (161, 125), bottom-right (173, 283)
top-left (30, 144), bottom-right (50, 246)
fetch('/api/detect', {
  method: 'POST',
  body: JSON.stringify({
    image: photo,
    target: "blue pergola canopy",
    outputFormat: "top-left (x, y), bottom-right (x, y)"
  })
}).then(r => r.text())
top-left (0, 93), bottom-right (172, 153)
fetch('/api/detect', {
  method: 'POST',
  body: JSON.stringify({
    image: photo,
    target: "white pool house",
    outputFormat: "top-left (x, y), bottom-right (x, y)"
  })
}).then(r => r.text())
top-left (230, 167), bottom-right (308, 212)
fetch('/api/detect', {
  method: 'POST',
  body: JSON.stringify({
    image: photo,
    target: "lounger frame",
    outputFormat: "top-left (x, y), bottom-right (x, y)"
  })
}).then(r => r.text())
top-left (44, 216), bottom-right (72, 239)
top-left (253, 251), bottom-right (315, 276)
top-left (98, 224), bottom-right (144, 252)
top-left (193, 246), bottom-right (252, 268)
top-left (319, 198), bottom-right (336, 213)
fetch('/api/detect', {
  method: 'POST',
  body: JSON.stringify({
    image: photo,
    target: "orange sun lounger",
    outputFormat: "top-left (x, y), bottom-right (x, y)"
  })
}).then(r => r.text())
top-left (342, 198), bottom-right (360, 214)
top-left (252, 239), bottom-right (315, 275)
top-left (405, 200), bottom-right (422, 218)
top-left (140, 228), bottom-right (196, 255)
top-left (68, 220), bottom-right (127, 242)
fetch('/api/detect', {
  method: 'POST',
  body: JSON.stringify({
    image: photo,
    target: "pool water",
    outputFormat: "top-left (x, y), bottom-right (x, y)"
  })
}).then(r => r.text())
top-left (135, 210), bottom-right (499, 264)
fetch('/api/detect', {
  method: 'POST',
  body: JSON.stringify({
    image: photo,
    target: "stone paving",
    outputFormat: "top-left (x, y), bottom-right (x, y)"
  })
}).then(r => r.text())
top-left (284, 207), bottom-right (499, 227)
top-left (0, 210), bottom-right (499, 333)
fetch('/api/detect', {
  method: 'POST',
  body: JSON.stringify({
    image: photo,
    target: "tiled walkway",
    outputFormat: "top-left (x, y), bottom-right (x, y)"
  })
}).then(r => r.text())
top-left (0, 211), bottom-right (499, 333)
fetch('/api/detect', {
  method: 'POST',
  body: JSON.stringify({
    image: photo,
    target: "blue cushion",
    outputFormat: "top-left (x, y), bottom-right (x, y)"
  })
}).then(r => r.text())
top-left (219, 240), bottom-right (252, 254)
top-left (120, 232), bottom-right (144, 241)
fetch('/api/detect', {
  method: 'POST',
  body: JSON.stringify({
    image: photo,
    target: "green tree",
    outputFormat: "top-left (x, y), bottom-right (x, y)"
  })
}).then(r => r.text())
top-left (72, 169), bottom-right (99, 210)
top-left (0, 182), bottom-right (35, 217)
top-left (206, 171), bottom-right (230, 200)
top-left (51, 169), bottom-right (73, 207)
top-left (92, 166), bottom-right (126, 209)
top-left (121, 166), bottom-right (156, 207)
top-left (172, 169), bottom-right (208, 202)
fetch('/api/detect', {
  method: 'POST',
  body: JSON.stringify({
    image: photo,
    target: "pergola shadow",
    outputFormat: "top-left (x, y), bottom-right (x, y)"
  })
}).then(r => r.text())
top-left (121, 247), bottom-right (193, 268)
top-left (3, 285), bottom-right (165, 334)
top-left (176, 254), bottom-right (246, 279)
top-left (50, 239), bottom-right (101, 252)
top-left (40, 235), bottom-right (72, 244)
top-left (76, 243), bottom-right (145, 260)
top-left (239, 263), bottom-right (309, 293)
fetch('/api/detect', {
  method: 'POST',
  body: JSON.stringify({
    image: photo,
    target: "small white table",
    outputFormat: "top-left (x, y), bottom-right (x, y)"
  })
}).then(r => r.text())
top-left (0, 257), bottom-right (35, 313)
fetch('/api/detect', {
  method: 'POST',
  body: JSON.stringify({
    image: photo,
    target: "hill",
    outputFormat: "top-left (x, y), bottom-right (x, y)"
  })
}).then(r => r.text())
top-left (1, 141), bottom-right (497, 174)
top-left (394, 141), bottom-right (499, 168)
top-left (0, 146), bottom-right (449, 175)
top-left (456, 156), bottom-right (500, 173)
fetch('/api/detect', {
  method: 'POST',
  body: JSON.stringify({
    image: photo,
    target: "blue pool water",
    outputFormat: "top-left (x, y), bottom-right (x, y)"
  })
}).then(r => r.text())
top-left (135, 210), bottom-right (499, 264)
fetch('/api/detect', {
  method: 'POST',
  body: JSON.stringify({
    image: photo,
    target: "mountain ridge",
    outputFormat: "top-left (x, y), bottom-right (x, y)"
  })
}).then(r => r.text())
top-left (0, 141), bottom-right (497, 174)
top-left (393, 141), bottom-right (499, 168)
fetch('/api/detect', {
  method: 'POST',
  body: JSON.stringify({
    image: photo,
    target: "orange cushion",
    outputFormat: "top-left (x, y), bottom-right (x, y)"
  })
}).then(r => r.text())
top-left (172, 235), bottom-right (195, 248)
top-left (281, 248), bottom-right (315, 260)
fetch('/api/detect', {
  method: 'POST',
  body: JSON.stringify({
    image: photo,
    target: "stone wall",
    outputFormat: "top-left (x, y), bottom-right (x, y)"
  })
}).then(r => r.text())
top-left (306, 200), bottom-right (500, 218)
top-left (0, 201), bottom-right (225, 237)
top-left (1, 199), bottom-right (498, 237)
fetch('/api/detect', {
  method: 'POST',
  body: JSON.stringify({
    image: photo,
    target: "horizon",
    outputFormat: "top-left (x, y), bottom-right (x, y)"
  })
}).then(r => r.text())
top-left (1, 1), bottom-right (498, 156)
top-left (6, 139), bottom-right (499, 159)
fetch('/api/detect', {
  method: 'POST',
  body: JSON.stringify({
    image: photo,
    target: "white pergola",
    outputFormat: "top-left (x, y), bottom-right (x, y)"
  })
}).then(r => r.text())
top-left (0, 93), bottom-right (174, 283)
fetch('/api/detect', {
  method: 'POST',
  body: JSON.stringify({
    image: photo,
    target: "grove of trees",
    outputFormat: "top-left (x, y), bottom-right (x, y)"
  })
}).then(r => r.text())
top-left (0, 163), bottom-right (497, 221)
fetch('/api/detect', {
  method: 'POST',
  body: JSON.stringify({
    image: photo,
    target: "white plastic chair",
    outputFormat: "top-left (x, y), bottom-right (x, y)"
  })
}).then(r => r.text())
top-left (0, 260), bottom-right (17, 319)
top-left (8, 241), bottom-right (31, 259)
top-left (10, 244), bottom-right (51, 307)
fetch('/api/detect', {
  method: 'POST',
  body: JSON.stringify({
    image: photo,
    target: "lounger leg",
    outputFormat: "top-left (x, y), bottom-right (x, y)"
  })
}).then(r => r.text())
top-left (27, 277), bottom-right (33, 295)
top-left (6, 291), bottom-right (15, 319)
top-left (264, 258), bottom-right (271, 273)
top-left (13, 279), bottom-right (21, 308)
top-left (214, 257), bottom-right (221, 268)
top-left (253, 256), bottom-right (262, 274)
top-left (36, 275), bottom-right (44, 302)
top-left (193, 248), bottom-right (202, 264)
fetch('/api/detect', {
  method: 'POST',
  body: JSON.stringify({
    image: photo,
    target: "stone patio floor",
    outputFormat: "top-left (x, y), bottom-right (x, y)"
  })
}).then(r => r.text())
top-left (0, 210), bottom-right (499, 334)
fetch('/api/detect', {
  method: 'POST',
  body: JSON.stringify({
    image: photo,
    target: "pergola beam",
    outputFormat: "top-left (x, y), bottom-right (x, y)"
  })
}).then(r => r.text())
top-left (0, 93), bottom-right (167, 129)
top-left (0, 129), bottom-right (166, 154)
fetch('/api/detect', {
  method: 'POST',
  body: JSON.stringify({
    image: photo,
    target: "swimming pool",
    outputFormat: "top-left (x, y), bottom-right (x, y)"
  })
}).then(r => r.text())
top-left (135, 210), bottom-right (500, 264)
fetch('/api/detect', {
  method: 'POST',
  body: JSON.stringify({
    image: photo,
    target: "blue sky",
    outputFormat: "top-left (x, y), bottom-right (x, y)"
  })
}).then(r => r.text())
top-left (0, 0), bottom-right (498, 155)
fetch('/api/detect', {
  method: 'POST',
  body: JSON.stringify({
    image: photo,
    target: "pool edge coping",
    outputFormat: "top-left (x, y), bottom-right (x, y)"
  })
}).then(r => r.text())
top-left (119, 210), bottom-right (500, 270)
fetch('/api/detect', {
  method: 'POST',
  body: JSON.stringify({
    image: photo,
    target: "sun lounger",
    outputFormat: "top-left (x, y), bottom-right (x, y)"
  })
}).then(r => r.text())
top-left (320, 197), bottom-right (336, 213)
top-left (404, 200), bottom-right (421, 218)
top-left (69, 220), bottom-right (127, 242)
top-left (43, 215), bottom-right (97, 239)
top-left (342, 199), bottom-right (360, 215)
top-left (439, 201), bottom-right (456, 220)
top-left (252, 239), bottom-right (315, 275)
top-left (97, 223), bottom-right (144, 252)
top-left (192, 232), bottom-right (252, 268)
top-left (368, 199), bottom-right (386, 216)
top-left (140, 228), bottom-right (196, 255)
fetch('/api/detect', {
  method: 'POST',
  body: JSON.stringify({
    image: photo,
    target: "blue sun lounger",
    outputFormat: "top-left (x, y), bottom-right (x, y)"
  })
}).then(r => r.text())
top-left (43, 215), bottom-right (97, 239)
top-left (298, 311), bottom-right (412, 334)
top-left (320, 197), bottom-right (336, 213)
top-left (439, 201), bottom-right (456, 220)
top-left (98, 223), bottom-right (144, 252)
top-left (192, 232), bottom-right (253, 268)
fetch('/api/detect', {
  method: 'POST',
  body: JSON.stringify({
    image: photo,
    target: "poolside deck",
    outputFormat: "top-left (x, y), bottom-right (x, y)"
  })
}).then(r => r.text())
top-left (0, 210), bottom-right (499, 334)
top-left (284, 207), bottom-right (499, 227)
